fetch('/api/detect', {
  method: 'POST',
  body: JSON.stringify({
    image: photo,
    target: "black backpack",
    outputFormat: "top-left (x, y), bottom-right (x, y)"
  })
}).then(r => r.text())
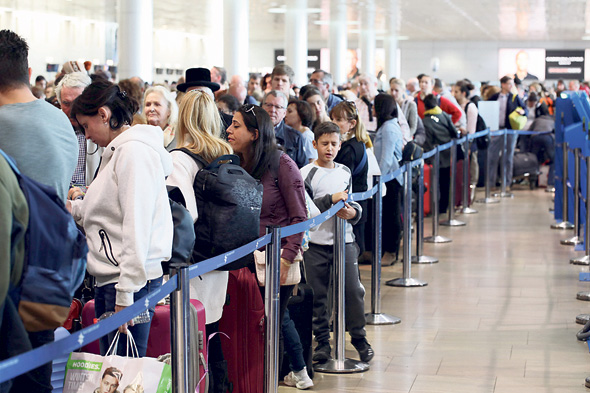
top-left (178, 148), bottom-right (263, 271)
top-left (467, 102), bottom-right (490, 150)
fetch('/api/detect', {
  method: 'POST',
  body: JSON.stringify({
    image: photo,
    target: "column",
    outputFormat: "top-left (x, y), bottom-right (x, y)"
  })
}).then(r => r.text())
top-left (360, 0), bottom-right (375, 77)
top-left (117, 0), bottom-right (153, 82)
top-left (224, 0), bottom-right (249, 80)
top-left (384, 0), bottom-right (399, 81)
top-left (285, 0), bottom-right (308, 87)
top-left (329, 0), bottom-right (347, 85)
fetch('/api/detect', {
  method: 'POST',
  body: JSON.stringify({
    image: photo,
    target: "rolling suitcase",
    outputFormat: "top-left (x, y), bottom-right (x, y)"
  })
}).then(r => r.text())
top-left (146, 299), bottom-right (208, 393)
top-left (80, 299), bottom-right (100, 355)
top-left (218, 267), bottom-right (265, 393)
top-left (423, 163), bottom-right (432, 216)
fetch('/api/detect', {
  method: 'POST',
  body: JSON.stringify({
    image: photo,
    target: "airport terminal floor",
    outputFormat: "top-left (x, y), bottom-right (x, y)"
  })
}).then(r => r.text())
top-left (297, 185), bottom-right (589, 393)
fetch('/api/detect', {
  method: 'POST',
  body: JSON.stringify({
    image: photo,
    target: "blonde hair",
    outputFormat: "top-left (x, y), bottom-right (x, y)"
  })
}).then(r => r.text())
top-left (143, 85), bottom-right (178, 128)
top-left (176, 90), bottom-right (232, 163)
top-left (330, 101), bottom-right (373, 148)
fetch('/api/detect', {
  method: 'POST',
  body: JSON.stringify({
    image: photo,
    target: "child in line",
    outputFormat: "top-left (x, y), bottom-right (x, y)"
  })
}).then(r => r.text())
top-left (300, 122), bottom-right (374, 364)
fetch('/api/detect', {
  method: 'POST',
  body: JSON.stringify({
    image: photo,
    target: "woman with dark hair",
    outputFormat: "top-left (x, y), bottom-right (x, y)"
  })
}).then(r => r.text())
top-left (302, 86), bottom-right (330, 129)
top-left (373, 93), bottom-right (404, 263)
top-left (67, 79), bottom-right (173, 357)
top-left (226, 104), bottom-right (309, 382)
top-left (285, 99), bottom-right (316, 163)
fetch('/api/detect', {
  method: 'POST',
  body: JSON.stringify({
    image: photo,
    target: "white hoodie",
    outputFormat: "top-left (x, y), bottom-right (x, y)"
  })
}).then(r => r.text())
top-left (71, 125), bottom-right (173, 306)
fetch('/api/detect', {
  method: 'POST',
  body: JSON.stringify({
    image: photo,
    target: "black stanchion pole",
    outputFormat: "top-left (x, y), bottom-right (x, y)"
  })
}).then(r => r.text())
top-left (412, 163), bottom-right (438, 264)
top-left (170, 263), bottom-right (191, 393)
top-left (264, 225), bottom-right (281, 393)
top-left (365, 175), bottom-right (401, 325)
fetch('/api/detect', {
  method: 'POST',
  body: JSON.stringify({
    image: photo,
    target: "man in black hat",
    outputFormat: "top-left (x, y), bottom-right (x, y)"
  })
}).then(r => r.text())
top-left (177, 68), bottom-right (233, 135)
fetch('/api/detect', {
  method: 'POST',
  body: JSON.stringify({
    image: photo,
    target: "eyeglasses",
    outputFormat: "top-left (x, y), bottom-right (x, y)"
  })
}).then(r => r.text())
top-left (263, 102), bottom-right (286, 111)
top-left (309, 78), bottom-right (324, 86)
top-left (243, 104), bottom-right (257, 117)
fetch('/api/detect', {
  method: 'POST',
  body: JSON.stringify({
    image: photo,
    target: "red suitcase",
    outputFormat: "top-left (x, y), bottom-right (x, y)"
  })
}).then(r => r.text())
top-left (146, 299), bottom-right (208, 393)
top-left (80, 299), bottom-right (100, 354)
top-left (218, 267), bottom-right (265, 393)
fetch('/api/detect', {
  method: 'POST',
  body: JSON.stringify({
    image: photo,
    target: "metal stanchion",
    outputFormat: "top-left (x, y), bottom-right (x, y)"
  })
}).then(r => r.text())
top-left (170, 263), bottom-right (191, 393)
top-left (561, 148), bottom-right (582, 246)
top-left (386, 163), bottom-right (427, 287)
top-left (551, 142), bottom-right (574, 229)
top-left (424, 149), bottom-right (452, 243)
top-left (366, 175), bottom-right (401, 325)
top-left (264, 226), bottom-right (281, 393)
top-left (460, 137), bottom-right (477, 214)
top-left (441, 140), bottom-right (466, 226)
top-left (494, 130), bottom-right (514, 198)
top-left (412, 164), bottom-right (438, 264)
top-left (315, 217), bottom-right (369, 373)
top-left (476, 135), bottom-right (500, 204)
top-left (572, 155), bottom-right (590, 265)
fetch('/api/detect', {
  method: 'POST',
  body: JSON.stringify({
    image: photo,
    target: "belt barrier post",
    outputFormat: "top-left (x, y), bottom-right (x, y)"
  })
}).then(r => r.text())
top-left (365, 175), bottom-right (401, 325)
top-left (460, 137), bottom-right (478, 214)
top-left (264, 225), bottom-right (281, 393)
top-left (424, 148), bottom-right (452, 243)
top-left (386, 162), bottom-right (427, 287)
top-left (170, 263), bottom-right (191, 393)
top-left (552, 142), bottom-right (575, 229)
top-left (572, 154), bottom-right (590, 266)
top-left (412, 163), bottom-right (438, 264)
top-left (441, 139), bottom-right (466, 226)
top-left (561, 148), bottom-right (582, 246)
top-left (495, 130), bottom-right (514, 198)
top-left (476, 133), bottom-right (500, 204)
top-left (315, 217), bottom-right (369, 373)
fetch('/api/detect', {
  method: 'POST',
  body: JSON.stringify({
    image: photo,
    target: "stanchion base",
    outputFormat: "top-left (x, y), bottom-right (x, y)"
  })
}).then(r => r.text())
top-left (314, 358), bottom-right (369, 374)
top-left (551, 221), bottom-right (574, 230)
top-left (412, 255), bottom-right (439, 264)
top-left (440, 219), bottom-right (466, 227)
top-left (576, 313), bottom-right (590, 324)
top-left (365, 313), bottom-right (401, 325)
top-left (424, 235), bottom-right (452, 243)
top-left (571, 255), bottom-right (590, 265)
top-left (585, 376), bottom-right (590, 388)
top-left (493, 192), bottom-right (514, 198)
top-left (545, 187), bottom-right (555, 193)
top-left (460, 207), bottom-right (478, 214)
top-left (577, 292), bottom-right (590, 301)
top-left (475, 197), bottom-right (500, 204)
top-left (561, 236), bottom-right (582, 246)
top-left (385, 277), bottom-right (428, 287)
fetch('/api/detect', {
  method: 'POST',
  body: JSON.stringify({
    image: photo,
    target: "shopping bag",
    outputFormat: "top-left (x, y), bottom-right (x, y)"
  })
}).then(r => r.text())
top-left (63, 332), bottom-right (172, 393)
top-left (508, 96), bottom-right (527, 130)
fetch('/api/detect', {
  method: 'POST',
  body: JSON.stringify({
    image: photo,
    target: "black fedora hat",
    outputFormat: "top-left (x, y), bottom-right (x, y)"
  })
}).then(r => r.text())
top-left (177, 68), bottom-right (220, 93)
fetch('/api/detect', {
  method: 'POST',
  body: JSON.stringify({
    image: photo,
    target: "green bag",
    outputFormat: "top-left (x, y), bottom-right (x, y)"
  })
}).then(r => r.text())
top-left (508, 95), bottom-right (527, 130)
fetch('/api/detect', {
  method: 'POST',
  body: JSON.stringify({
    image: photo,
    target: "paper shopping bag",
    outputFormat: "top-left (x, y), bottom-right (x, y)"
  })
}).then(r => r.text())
top-left (63, 333), bottom-right (172, 393)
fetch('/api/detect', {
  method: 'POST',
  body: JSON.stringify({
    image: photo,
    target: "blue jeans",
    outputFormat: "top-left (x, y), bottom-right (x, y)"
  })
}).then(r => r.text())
top-left (95, 276), bottom-right (162, 357)
top-left (282, 309), bottom-right (306, 372)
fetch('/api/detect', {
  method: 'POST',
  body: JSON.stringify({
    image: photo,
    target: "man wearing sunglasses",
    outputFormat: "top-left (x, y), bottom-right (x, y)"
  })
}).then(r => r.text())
top-left (262, 90), bottom-right (308, 168)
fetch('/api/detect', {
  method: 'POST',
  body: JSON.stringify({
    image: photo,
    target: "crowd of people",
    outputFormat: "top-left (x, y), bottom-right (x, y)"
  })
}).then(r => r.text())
top-left (0, 27), bottom-right (569, 393)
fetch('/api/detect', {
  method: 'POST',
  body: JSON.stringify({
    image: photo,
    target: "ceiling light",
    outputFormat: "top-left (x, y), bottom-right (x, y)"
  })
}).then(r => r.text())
top-left (583, 36), bottom-right (590, 40)
top-left (269, 6), bottom-right (321, 14)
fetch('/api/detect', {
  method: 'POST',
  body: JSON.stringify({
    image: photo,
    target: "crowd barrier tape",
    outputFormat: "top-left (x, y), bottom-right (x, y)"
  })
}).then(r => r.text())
top-left (0, 126), bottom-right (543, 384)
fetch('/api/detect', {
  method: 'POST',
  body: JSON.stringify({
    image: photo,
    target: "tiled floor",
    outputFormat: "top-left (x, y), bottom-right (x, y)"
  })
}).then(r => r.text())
top-left (280, 185), bottom-right (590, 392)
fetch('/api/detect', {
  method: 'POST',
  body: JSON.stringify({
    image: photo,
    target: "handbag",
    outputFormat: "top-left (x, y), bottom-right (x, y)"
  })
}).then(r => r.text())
top-left (254, 250), bottom-right (301, 286)
top-left (63, 332), bottom-right (172, 393)
top-left (508, 95), bottom-right (527, 130)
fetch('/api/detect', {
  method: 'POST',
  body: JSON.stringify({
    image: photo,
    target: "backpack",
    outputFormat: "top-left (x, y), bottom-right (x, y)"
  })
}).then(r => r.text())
top-left (164, 186), bottom-right (197, 274)
top-left (177, 148), bottom-right (263, 271)
top-left (0, 149), bottom-right (88, 332)
top-left (467, 102), bottom-right (490, 150)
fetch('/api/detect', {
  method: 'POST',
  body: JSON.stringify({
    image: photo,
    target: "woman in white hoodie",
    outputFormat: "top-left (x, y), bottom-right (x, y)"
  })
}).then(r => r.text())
top-left (68, 80), bottom-right (173, 357)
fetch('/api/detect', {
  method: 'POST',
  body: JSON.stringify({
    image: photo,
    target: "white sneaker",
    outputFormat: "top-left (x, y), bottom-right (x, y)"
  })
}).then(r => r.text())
top-left (283, 367), bottom-right (314, 390)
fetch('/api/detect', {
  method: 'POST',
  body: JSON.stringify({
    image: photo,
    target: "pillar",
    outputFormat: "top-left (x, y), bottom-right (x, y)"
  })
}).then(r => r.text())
top-left (224, 0), bottom-right (249, 80)
top-left (329, 0), bottom-right (347, 85)
top-left (285, 0), bottom-right (308, 87)
top-left (360, 0), bottom-right (376, 77)
top-left (117, 0), bottom-right (153, 82)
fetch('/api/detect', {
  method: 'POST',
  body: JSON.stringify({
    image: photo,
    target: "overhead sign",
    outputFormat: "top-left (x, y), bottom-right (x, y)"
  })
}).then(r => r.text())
top-left (545, 50), bottom-right (585, 80)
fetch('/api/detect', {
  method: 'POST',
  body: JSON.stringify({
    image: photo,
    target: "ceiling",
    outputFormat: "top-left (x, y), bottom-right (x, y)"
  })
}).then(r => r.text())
top-left (1, 0), bottom-right (589, 42)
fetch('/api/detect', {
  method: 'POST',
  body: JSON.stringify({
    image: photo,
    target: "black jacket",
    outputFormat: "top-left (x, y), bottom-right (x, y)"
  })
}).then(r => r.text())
top-left (274, 121), bottom-right (307, 168)
top-left (489, 92), bottom-right (528, 129)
